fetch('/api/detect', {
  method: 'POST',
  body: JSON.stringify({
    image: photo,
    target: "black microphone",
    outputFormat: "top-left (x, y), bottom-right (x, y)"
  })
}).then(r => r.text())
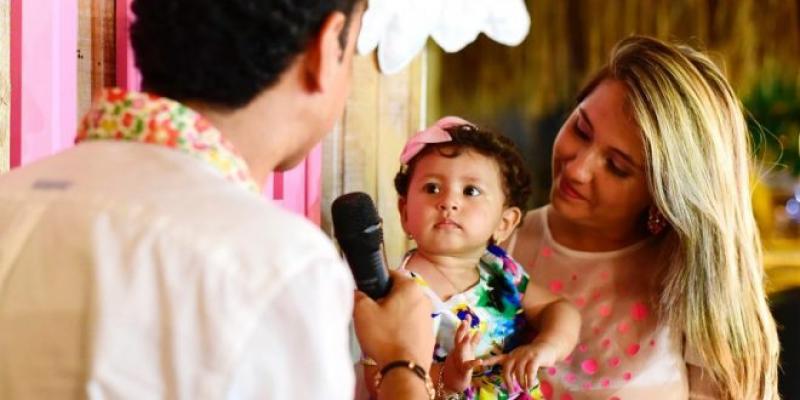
top-left (331, 192), bottom-right (392, 299)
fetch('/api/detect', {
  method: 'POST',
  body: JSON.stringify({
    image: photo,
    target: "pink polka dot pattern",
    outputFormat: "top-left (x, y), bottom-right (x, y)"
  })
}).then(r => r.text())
top-left (540, 380), bottom-right (553, 397)
top-left (578, 343), bottom-right (588, 352)
top-left (563, 353), bottom-right (574, 363)
top-left (549, 280), bottom-right (564, 293)
top-left (623, 372), bottom-right (633, 381)
top-left (617, 321), bottom-right (630, 334)
top-left (608, 356), bottom-right (621, 368)
top-left (601, 338), bottom-right (611, 348)
top-left (601, 378), bottom-right (611, 388)
top-left (574, 297), bottom-right (586, 308)
top-left (580, 359), bottom-right (598, 375)
top-left (631, 302), bottom-right (649, 321)
top-left (582, 382), bottom-right (593, 390)
top-left (626, 343), bottom-right (640, 357)
top-left (598, 304), bottom-right (611, 317)
top-left (547, 367), bottom-right (558, 376)
top-left (560, 394), bottom-right (573, 400)
top-left (565, 373), bottom-right (577, 383)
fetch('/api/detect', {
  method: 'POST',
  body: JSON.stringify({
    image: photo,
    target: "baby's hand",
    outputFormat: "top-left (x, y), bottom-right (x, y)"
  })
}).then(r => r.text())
top-left (441, 316), bottom-right (482, 392)
top-left (481, 338), bottom-right (560, 392)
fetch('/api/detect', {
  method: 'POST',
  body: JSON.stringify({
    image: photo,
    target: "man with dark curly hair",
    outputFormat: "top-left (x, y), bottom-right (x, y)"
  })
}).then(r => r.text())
top-left (0, 1), bottom-right (434, 399)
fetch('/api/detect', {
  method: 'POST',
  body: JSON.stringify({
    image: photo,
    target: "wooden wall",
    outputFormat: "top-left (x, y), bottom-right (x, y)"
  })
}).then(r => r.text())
top-left (0, 0), bottom-right (9, 173)
top-left (322, 54), bottom-right (425, 266)
top-left (77, 0), bottom-right (115, 118)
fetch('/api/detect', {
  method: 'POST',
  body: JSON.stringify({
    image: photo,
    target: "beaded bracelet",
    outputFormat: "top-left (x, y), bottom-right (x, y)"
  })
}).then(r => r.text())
top-left (374, 360), bottom-right (435, 399)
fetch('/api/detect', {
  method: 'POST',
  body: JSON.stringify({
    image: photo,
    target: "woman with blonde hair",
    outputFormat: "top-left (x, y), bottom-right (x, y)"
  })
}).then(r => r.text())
top-left (505, 35), bottom-right (779, 399)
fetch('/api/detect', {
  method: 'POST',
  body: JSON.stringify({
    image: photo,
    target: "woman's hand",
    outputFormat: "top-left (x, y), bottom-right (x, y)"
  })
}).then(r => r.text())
top-left (441, 316), bottom-right (482, 392)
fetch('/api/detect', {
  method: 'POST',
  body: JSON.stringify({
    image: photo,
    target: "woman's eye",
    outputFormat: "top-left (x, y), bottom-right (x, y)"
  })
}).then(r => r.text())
top-left (422, 183), bottom-right (440, 194)
top-left (573, 121), bottom-right (590, 141)
top-left (464, 186), bottom-right (481, 197)
top-left (607, 160), bottom-right (631, 178)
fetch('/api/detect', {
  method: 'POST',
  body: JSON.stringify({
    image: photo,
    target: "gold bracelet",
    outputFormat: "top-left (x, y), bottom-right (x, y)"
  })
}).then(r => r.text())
top-left (374, 360), bottom-right (435, 400)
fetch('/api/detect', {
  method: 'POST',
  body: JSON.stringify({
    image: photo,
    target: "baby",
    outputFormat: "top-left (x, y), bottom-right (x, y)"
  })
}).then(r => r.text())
top-left (364, 117), bottom-right (581, 399)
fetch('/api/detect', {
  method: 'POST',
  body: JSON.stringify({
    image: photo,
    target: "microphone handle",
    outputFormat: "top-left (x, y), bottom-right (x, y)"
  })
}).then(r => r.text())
top-left (346, 248), bottom-right (392, 299)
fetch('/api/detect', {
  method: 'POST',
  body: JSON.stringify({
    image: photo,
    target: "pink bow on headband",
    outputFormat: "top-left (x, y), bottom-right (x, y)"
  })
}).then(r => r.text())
top-left (399, 116), bottom-right (472, 164)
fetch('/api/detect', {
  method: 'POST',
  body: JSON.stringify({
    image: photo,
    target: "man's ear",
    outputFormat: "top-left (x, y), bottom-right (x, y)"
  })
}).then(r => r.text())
top-left (493, 207), bottom-right (522, 244)
top-left (302, 11), bottom-right (347, 92)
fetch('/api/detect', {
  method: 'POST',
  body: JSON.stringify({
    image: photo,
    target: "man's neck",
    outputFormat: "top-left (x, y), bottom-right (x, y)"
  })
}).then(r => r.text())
top-left (184, 82), bottom-right (316, 187)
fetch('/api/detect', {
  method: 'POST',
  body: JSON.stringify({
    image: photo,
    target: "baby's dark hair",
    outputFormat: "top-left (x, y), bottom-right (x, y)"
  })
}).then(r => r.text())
top-left (394, 124), bottom-right (532, 213)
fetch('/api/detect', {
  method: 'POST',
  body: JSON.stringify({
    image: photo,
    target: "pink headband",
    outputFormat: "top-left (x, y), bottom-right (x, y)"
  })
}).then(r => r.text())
top-left (399, 116), bottom-right (472, 165)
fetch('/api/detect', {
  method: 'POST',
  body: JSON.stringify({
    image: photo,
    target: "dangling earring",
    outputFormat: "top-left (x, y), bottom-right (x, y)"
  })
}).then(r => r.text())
top-left (647, 206), bottom-right (668, 235)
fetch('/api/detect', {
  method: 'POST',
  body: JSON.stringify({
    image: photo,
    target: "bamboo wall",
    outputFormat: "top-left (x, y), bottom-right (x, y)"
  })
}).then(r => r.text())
top-left (438, 0), bottom-right (800, 121)
top-left (1, 0), bottom-right (9, 173)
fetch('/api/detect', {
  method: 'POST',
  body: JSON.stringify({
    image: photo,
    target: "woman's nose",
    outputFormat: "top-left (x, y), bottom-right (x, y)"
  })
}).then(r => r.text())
top-left (564, 149), bottom-right (597, 183)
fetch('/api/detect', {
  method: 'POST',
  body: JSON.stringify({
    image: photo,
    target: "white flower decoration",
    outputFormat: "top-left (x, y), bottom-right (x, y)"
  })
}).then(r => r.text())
top-left (357, 0), bottom-right (531, 74)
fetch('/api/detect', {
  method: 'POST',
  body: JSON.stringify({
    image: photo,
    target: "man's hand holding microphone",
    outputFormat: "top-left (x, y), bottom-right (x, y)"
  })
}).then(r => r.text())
top-left (332, 192), bottom-right (435, 399)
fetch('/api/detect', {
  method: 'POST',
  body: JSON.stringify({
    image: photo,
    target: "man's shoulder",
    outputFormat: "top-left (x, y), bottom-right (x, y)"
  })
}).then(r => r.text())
top-left (0, 142), bottom-right (342, 274)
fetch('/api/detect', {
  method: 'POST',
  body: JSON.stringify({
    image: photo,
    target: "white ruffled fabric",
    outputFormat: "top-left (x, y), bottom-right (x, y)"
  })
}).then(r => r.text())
top-left (357, 0), bottom-right (531, 74)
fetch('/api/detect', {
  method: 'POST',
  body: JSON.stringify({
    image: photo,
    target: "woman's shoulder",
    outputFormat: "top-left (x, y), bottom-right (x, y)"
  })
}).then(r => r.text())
top-left (504, 206), bottom-right (547, 265)
top-left (519, 206), bottom-right (547, 238)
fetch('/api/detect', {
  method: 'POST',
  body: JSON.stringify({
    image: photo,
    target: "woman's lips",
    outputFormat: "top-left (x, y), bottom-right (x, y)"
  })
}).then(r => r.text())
top-left (558, 178), bottom-right (587, 201)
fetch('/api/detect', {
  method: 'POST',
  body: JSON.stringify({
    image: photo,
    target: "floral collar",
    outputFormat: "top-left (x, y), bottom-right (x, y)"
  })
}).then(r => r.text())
top-left (76, 88), bottom-right (261, 194)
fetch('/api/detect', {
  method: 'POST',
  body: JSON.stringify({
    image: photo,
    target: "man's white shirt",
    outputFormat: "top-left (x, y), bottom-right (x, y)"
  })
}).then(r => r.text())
top-left (0, 141), bottom-right (355, 399)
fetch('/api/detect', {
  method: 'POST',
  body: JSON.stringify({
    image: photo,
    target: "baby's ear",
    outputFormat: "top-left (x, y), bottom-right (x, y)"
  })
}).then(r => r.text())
top-left (397, 196), bottom-right (413, 237)
top-left (493, 206), bottom-right (522, 244)
top-left (397, 196), bottom-right (408, 222)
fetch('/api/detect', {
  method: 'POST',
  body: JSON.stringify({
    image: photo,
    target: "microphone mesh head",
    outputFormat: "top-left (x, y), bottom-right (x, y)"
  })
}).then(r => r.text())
top-left (331, 192), bottom-right (382, 244)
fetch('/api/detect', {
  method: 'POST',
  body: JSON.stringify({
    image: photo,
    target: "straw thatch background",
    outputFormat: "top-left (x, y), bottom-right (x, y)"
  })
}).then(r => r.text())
top-left (431, 0), bottom-right (800, 205)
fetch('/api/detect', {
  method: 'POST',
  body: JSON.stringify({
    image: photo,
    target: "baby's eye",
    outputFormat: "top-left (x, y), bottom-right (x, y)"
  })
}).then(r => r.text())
top-left (464, 186), bottom-right (481, 197)
top-left (422, 182), bottom-right (440, 194)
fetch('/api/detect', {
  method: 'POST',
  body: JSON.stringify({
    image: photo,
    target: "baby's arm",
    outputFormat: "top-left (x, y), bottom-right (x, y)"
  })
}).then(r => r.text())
top-left (521, 282), bottom-right (581, 359)
top-left (487, 283), bottom-right (581, 390)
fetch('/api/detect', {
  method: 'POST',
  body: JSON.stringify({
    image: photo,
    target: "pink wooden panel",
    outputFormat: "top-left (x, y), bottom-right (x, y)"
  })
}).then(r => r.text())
top-left (113, 0), bottom-right (321, 224)
top-left (304, 145), bottom-right (322, 225)
top-left (280, 158), bottom-right (307, 216)
top-left (10, 0), bottom-right (78, 168)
